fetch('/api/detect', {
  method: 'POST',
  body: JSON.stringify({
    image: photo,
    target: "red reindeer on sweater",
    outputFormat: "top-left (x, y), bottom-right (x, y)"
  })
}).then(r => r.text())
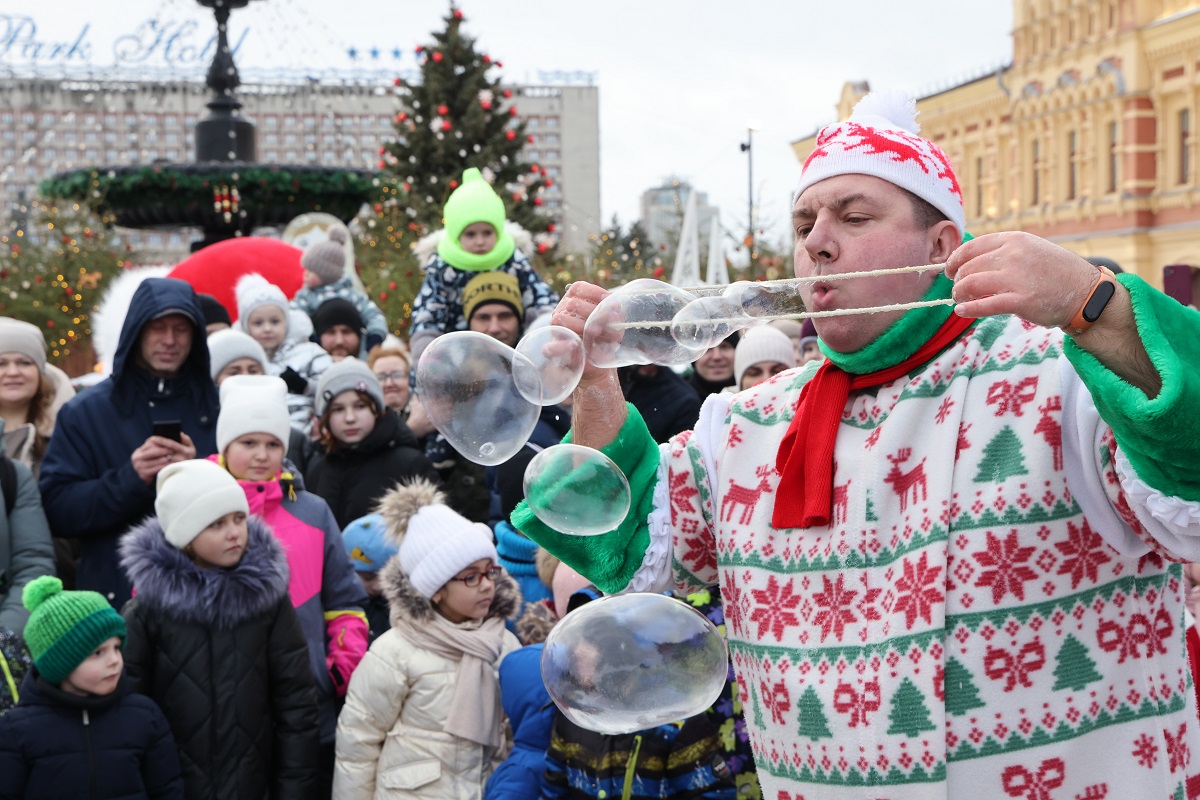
top-left (722, 465), bottom-right (775, 525)
top-left (884, 448), bottom-right (928, 512)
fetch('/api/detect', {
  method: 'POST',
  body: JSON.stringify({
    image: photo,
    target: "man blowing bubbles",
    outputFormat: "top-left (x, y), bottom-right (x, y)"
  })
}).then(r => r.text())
top-left (514, 92), bottom-right (1200, 799)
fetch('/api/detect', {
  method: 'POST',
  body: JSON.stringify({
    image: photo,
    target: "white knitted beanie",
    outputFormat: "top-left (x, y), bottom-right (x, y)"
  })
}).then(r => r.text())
top-left (235, 273), bottom-right (290, 330)
top-left (155, 459), bottom-right (249, 550)
top-left (0, 318), bottom-right (47, 371)
top-left (794, 90), bottom-right (965, 236)
top-left (207, 329), bottom-right (268, 381)
top-left (217, 375), bottom-right (292, 454)
top-left (400, 504), bottom-right (498, 598)
top-left (734, 325), bottom-right (797, 387)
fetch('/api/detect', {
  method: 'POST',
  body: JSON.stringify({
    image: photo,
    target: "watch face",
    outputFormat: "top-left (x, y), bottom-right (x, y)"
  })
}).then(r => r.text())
top-left (1082, 279), bottom-right (1117, 323)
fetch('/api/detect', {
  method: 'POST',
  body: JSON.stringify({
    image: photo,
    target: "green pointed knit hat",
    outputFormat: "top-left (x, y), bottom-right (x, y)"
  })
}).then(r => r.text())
top-left (22, 576), bottom-right (126, 684)
top-left (437, 168), bottom-right (516, 272)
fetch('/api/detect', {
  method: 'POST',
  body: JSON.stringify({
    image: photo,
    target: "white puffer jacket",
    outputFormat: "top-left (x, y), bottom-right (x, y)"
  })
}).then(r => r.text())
top-left (333, 557), bottom-right (521, 800)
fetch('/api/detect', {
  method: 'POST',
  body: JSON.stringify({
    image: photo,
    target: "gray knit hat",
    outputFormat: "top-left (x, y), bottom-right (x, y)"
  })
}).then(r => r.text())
top-left (314, 357), bottom-right (384, 418)
top-left (0, 318), bottom-right (47, 372)
top-left (207, 329), bottom-right (268, 381)
top-left (301, 226), bottom-right (349, 286)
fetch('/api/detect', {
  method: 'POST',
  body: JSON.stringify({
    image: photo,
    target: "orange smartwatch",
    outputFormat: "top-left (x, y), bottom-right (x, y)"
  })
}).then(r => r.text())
top-left (1065, 266), bottom-right (1117, 334)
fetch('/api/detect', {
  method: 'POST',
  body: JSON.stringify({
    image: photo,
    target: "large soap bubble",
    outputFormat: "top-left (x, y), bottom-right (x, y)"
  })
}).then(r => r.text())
top-left (416, 331), bottom-right (542, 466)
top-left (541, 593), bottom-right (729, 734)
top-left (583, 279), bottom-right (706, 368)
top-left (671, 293), bottom-right (752, 351)
top-left (523, 444), bottom-right (630, 536)
top-left (515, 326), bottom-right (585, 405)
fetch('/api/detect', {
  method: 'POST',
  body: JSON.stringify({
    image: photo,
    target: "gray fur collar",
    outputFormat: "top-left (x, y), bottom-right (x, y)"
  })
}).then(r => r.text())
top-left (381, 555), bottom-right (521, 626)
top-left (119, 516), bottom-right (290, 629)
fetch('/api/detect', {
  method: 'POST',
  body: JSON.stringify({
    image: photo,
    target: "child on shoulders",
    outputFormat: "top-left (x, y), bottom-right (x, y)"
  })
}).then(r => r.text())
top-left (290, 226), bottom-right (388, 353)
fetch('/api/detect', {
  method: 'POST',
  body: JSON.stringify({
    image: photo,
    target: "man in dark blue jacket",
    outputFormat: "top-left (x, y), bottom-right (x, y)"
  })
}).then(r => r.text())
top-left (38, 278), bottom-right (219, 607)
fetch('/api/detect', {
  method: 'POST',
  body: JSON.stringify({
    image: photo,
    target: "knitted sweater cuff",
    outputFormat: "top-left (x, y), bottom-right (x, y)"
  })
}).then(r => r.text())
top-left (511, 403), bottom-right (659, 594)
top-left (1064, 274), bottom-right (1200, 501)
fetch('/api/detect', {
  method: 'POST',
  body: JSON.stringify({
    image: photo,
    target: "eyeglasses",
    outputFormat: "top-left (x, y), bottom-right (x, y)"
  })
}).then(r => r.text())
top-left (374, 371), bottom-right (409, 383)
top-left (448, 566), bottom-right (503, 587)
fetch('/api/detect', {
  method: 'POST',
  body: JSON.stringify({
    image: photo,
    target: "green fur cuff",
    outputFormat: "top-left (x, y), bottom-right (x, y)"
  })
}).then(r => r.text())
top-left (511, 403), bottom-right (660, 594)
top-left (1064, 274), bottom-right (1200, 501)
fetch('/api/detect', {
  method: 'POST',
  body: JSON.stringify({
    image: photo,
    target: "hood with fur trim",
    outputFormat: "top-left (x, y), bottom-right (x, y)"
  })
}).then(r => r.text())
top-left (119, 515), bottom-right (290, 629)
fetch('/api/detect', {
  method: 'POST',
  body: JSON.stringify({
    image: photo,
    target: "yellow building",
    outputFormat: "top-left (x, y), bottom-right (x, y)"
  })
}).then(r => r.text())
top-left (791, 0), bottom-right (1200, 294)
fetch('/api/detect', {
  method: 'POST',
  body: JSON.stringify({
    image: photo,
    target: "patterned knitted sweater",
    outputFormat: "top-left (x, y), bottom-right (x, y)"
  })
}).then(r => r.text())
top-left (514, 295), bottom-right (1200, 800)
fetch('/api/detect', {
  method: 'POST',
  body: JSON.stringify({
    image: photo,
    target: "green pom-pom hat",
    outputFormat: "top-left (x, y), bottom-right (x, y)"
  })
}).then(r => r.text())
top-left (436, 167), bottom-right (516, 272)
top-left (22, 575), bottom-right (126, 684)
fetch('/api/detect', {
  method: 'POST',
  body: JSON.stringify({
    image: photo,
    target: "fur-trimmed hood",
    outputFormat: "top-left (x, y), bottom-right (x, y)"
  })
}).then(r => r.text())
top-left (119, 515), bottom-right (290, 629)
top-left (380, 554), bottom-right (521, 627)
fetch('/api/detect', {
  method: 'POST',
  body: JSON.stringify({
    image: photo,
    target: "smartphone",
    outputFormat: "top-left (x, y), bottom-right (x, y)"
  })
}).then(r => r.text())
top-left (152, 420), bottom-right (182, 443)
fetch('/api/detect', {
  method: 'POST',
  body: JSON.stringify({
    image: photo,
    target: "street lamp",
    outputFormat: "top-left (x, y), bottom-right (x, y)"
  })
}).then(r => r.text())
top-left (739, 125), bottom-right (757, 267)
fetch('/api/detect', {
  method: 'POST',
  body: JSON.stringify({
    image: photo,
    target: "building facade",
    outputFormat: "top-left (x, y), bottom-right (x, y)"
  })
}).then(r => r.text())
top-left (639, 177), bottom-right (719, 257)
top-left (0, 74), bottom-right (600, 258)
top-left (790, 0), bottom-right (1200, 289)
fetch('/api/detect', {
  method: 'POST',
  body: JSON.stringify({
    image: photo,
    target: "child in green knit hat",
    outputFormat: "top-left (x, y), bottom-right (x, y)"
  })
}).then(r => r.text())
top-left (0, 575), bottom-right (184, 797)
top-left (407, 167), bottom-right (559, 362)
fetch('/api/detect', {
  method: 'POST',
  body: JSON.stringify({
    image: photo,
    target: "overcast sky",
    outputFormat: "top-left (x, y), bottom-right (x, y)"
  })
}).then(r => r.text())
top-left (6, 0), bottom-right (1014, 250)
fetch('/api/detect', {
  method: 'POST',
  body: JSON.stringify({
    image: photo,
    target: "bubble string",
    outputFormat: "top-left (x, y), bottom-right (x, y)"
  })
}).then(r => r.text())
top-left (676, 262), bottom-right (947, 295)
top-left (613, 297), bottom-right (956, 330)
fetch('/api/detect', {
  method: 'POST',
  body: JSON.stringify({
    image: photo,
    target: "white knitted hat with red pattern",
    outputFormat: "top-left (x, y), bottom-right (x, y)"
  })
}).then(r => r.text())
top-left (795, 91), bottom-right (965, 236)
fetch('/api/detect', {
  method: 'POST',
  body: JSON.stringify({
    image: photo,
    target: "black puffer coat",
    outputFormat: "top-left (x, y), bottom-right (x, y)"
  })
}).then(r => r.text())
top-left (119, 517), bottom-right (321, 800)
top-left (306, 408), bottom-right (440, 528)
top-left (0, 669), bottom-right (184, 800)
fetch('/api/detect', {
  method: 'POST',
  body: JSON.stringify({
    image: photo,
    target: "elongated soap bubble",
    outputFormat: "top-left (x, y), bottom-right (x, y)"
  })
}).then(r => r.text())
top-left (583, 279), bottom-right (706, 368)
top-left (416, 331), bottom-right (541, 466)
top-left (541, 593), bottom-right (729, 734)
top-left (671, 293), bottom-right (753, 351)
top-left (523, 444), bottom-right (630, 536)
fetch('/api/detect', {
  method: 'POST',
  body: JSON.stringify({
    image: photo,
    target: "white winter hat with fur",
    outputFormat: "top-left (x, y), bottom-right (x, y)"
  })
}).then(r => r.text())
top-left (217, 375), bottom-right (292, 454)
top-left (235, 273), bottom-right (289, 331)
top-left (378, 479), bottom-right (498, 598)
top-left (155, 459), bottom-right (249, 550)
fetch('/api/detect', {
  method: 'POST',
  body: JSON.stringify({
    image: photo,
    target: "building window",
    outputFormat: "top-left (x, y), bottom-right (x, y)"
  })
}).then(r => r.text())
top-left (1031, 139), bottom-right (1041, 205)
top-left (975, 157), bottom-right (983, 216)
top-left (164, 114), bottom-right (178, 127)
top-left (546, 149), bottom-right (561, 161)
top-left (546, 116), bottom-right (560, 128)
top-left (1107, 121), bottom-right (1119, 193)
top-left (526, 117), bottom-right (539, 129)
top-left (1067, 130), bottom-right (1077, 200)
top-left (545, 133), bottom-right (560, 145)
top-left (1179, 108), bottom-right (1191, 185)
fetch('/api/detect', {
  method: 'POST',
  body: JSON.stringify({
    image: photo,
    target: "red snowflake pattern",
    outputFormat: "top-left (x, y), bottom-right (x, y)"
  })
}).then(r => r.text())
top-left (812, 573), bottom-right (859, 642)
top-left (669, 470), bottom-right (700, 516)
top-left (973, 529), bottom-right (1038, 605)
top-left (1164, 723), bottom-right (1191, 772)
top-left (1054, 519), bottom-right (1111, 589)
top-left (1132, 732), bottom-right (1159, 768)
top-left (749, 576), bottom-right (802, 642)
top-left (893, 551), bottom-right (944, 629)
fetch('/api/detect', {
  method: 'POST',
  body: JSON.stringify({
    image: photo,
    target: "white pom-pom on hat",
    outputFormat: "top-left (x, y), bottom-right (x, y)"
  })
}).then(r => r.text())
top-left (849, 90), bottom-right (921, 135)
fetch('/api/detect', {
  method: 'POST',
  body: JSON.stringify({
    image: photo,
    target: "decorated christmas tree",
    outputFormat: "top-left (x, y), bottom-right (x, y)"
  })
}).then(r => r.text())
top-left (0, 200), bottom-right (120, 368)
top-left (587, 216), bottom-right (662, 289)
top-left (381, 5), bottom-right (554, 246)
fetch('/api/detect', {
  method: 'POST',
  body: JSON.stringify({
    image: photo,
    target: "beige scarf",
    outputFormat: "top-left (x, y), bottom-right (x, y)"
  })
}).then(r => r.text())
top-left (393, 614), bottom-right (507, 748)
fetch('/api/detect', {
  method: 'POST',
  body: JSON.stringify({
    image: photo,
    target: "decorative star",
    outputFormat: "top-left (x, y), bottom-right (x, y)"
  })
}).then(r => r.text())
top-left (392, 48), bottom-right (402, 59)
top-left (369, 47), bottom-right (380, 60)
top-left (347, 47), bottom-right (358, 60)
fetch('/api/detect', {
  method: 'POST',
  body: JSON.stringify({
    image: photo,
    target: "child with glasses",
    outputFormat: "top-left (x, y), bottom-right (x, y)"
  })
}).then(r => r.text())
top-left (334, 478), bottom-right (521, 799)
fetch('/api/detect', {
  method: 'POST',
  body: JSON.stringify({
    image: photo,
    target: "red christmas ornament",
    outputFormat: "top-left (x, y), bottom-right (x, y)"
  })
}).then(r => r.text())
top-left (496, 61), bottom-right (503, 68)
top-left (373, 202), bottom-right (383, 213)
top-left (537, 242), bottom-right (548, 254)
top-left (437, 104), bottom-right (448, 115)
top-left (453, 9), bottom-right (463, 19)
top-left (388, 281), bottom-right (397, 290)
top-left (379, 292), bottom-right (388, 301)
top-left (402, 182), bottom-right (411, 191)
top-left (393, 77), bottom-right (401, 86)
top-left (405, 270), bottom-right (413, 277)
top-left (45, 320), bottom-right (54, 328)
top-left (432, 51), bottom-right (443, 62)
top-left (378, 160), bottom-right (386, 169)
top-left (449, 179), bottom-right (458, 188)
top-left (509, 106), bottom-right (519, 117)
top-left (527, 135), bottom-right (535, 144)
top-left (63, 286), bottom-right (72, 295)
top-left (482, 55), bottom-right (491, 64)
top-left (441, 119), bottom-right (452, 131)
top-left (502, 89), bottom-right (512, 99)
top-left (33, 275), bottom-right (42, 283)
top-left (397, 112), bottom-right (408, 122)
top-left (378, 146), bottom-right (386, 155)
top-left (533, 197), bottom-right (543, 206)
top-left (505, 130), bottom-right (516, 140)
top-left (61, 234), bottom-right (70, 243)
top-left (480, 100), bottom-right (492, 110)
top-left (512, 193), bottom-right (521, 202)
top-left (547, 223), bottom-right (556, 233)
top-left (545, 179), bottom-right (554, 188)
top-left (653, 266), bottom-right (666, 279)
top-left (415, 45), bottom-right (423, 53)
top-left (531, 164), bottom-right (541, 173)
